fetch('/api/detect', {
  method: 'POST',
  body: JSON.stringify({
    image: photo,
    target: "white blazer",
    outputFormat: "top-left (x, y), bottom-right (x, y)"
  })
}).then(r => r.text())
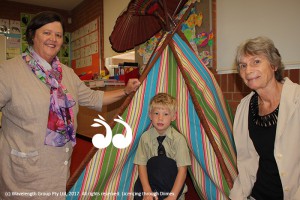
top-left (230, 78), bottom-right (300, 200)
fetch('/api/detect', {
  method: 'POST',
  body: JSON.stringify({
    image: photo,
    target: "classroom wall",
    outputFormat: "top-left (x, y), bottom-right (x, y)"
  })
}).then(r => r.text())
top-left (212, 0), bottom-right (300, 114)
top-left (216, 0), bottom-right (300, 73)
top-left (0, 0), bottom-right (103, 35)
top-left (0, 1), bottom-right (71, 30)
top-left (103, 0), bottom-right (130, 59)
top-left (70, 0), bottom-right (103, 32)
top-left (1, 0), bottom-right (299, 114)
top-left (0, 35), bottom-right (5, 62)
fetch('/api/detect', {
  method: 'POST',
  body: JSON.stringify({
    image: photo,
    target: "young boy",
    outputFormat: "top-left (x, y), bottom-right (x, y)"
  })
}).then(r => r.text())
top-left (134, 93), bottom-right (191, 200)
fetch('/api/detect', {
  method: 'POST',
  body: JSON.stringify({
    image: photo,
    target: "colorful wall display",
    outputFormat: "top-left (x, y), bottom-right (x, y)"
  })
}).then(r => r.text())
top-left (137, 0), bottom-right (213, 68)
top-left (71, 18), bottom-right (100, 76)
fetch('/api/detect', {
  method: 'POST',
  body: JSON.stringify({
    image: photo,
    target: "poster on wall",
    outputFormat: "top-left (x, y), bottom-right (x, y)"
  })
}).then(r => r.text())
top-left (0, 19), bottom-right (21, 60)
top-left (6, 37), bottom-right (21, 59)
top-left (71, 18), bottom-right (100, 77)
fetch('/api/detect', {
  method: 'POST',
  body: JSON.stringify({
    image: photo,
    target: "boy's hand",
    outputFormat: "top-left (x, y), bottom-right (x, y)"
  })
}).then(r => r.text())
top-left (143, 191), bottom-right (158, 200)
top-left (164, 196), bottom-right (177, 200)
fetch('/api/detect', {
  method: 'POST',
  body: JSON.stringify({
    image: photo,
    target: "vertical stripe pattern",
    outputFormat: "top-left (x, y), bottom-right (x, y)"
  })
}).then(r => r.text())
top-left (67, 33), bottom-right (237, 200)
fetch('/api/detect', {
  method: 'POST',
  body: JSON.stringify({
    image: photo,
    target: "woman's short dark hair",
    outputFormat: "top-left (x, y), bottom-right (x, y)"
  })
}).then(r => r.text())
top-left (25, 11), bottom-right (65, 46)
top-left (235, 36), bottom-right (284, 82)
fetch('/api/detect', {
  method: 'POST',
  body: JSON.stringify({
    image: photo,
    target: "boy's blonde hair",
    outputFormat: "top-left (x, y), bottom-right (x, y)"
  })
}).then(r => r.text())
top-left (149, 93), bottom-right (177, 113)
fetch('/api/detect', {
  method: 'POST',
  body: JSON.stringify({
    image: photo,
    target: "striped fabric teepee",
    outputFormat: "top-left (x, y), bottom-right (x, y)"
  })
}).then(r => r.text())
top-left (67, 1), bottom-right (237, 200)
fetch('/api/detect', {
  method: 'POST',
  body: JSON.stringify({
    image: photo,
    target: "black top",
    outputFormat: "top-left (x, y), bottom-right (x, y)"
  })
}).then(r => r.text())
top-left (248, 93), bottom-right (283, 200)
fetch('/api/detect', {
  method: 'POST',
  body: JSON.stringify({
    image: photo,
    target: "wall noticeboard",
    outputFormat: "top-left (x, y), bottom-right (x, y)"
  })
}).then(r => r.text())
top-left (71, 18), bottom-right (100, 76)
top-left (0, 18), bottom-right (21, 60)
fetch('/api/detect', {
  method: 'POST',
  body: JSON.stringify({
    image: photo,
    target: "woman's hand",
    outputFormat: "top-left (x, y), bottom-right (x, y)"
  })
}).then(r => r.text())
top-left (123, 78), bottom-right (140, 95)
top-left (102, 78), bottom-right (140, 106)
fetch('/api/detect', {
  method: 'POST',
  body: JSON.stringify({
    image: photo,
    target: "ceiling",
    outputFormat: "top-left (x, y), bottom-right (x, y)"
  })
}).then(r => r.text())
top-left (7, 0), bottom-right (85, 11)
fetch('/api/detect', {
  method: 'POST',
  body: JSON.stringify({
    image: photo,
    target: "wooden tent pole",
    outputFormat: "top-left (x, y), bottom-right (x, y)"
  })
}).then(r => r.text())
top-left (161, 0), bottom-right (171, 31)
top-left (169, 36), bottom-right (233, 189)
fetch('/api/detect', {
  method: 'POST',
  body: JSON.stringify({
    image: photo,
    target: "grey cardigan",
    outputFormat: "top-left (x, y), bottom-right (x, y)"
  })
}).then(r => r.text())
top-left (0, 55), bottom-right (103, 199)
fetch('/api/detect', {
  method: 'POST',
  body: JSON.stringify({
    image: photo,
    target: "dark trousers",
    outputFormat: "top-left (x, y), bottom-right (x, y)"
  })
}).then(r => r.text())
top-left (134, 156), bottom-right (184, 200)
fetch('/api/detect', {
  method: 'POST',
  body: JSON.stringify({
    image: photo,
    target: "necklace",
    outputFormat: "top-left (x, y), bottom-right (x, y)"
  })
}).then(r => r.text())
top-left (250, 93), bottom-right (279, 127)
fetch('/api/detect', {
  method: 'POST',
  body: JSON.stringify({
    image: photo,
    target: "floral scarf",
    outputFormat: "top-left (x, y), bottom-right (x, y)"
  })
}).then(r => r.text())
top-left (23, 47), bottom-right (76, 147)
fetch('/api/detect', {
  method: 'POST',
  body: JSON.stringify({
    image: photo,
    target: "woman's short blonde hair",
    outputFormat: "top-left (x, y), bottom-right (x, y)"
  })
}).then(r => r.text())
top-left (149, 93), bottom-right (177, 114)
